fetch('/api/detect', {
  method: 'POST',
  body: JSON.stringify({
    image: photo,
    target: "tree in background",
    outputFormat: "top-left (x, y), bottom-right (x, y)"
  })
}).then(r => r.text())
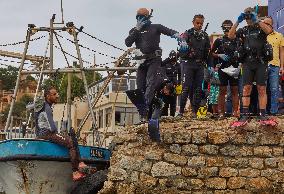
top-left (0, 65), bottom-right (36, 91)
top-left (0, 66), bottom-right (18, 91)
top-left (1, 94), bottom-right (33, 123)
top-left (43, 71), bottom-right (102, 102)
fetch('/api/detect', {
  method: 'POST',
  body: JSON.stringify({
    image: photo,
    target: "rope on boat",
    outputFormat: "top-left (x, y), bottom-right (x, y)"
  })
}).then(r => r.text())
top-left (55, 33), bottom-right (118, 60)
top-left (77, 27), bottom-right (126, 52)
top-left (0, 35), bottom-right (47, 47)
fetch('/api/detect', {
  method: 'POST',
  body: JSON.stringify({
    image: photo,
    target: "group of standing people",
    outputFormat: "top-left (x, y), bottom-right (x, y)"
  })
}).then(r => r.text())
top-left (125, 7), bottom-right (284, 127)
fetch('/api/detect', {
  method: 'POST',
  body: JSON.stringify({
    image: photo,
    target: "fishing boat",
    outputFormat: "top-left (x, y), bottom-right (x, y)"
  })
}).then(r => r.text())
top-left (0, 0), bottom-right (139, 192)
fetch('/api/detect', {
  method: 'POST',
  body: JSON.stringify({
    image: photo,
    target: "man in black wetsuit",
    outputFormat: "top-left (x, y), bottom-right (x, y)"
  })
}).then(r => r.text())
top-left (125, 8), bottom-right (185, 122)
top-left (178, 14), bottom-right (211, 118)
top-left (229, 7), bottom-right (275, 127)
top-left (161, 50), bottom-right (181, 116)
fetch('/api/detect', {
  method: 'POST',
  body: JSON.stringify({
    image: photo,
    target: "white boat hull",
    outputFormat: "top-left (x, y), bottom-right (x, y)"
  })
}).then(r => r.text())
top-left (0, 160), bottom-right (74, 194)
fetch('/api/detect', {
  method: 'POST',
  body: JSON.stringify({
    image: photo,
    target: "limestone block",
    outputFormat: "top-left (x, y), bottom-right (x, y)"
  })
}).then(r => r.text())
top-left (253, 146), bottom-right (273, 157)
top-left (188, 156), bottom-right (206, 167)
top-left (151, 161), bottom-right (181, 177)
top-left (163, 153), bottom-right (188, 166)
top-left (145, 149), bottom-right (164, 160)
top-left (207, 157), bottom-right (224, 167)
top-left (247, 177), bottom-right (272, 190)
top-left (192, 130), bottom-right (207, 144)
top-left (182, 144), bottom-right (199, 155)
top-left (206, 178), bottom-right (227, 189)
top-left (220, 145), bottom-right (240, 156)
top-left (109, 167), bottom-right (128, 181)
top-left (199, 145), bottom-right (219, 155)
top-left (219, 167), bottom-right (238, 177)
top-left (227, 177), bottom-right (246, 189)
top-left (198, 167), bottom-right (219, 178)
top-left (264, 158), bottom-right (279, 168)
top-left (249, 158), bottom-right (264, 170)
top-left (190, 178), bottom-right (204, 189)
top-left (272, 147), bottom-right (283, 156)
top-left (182, 167), bottom-right (198, 177)
top-left (172, 131), bottom-right (192, 144)
top-left (140, 173), bottom-right (158, 187)
top-left (208, 131), bottom-right (229, 144)
top-left (169, 144), bottom-right (182, 154)
top-left (239, 168), bottom-right (260, 177)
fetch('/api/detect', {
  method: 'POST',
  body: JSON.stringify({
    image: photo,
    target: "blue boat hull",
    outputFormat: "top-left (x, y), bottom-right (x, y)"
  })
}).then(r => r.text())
top-left (0, 139), bottom-right (111, 194)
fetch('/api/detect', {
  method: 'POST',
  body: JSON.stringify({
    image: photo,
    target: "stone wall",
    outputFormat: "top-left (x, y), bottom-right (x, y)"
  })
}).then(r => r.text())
top-left (99, 117), bottom-right (284, 194)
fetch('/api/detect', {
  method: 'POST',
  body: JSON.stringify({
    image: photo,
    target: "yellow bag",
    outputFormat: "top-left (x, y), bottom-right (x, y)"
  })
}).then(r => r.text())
top-left (197, 105), bottom-right (208, 119)
top-left (175, 84), bottom-right (182, 95)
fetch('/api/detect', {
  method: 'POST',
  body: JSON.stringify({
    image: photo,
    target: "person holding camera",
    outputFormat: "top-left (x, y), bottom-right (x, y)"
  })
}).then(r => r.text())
top-left (125, 8), bottom-right (183, 123)
top-left (211, 20), bottom-right (243, 118)
top-left (263, 16), bottom-right (284, 116)
top-left (178, 14), bottom-right (211, 118)
top-left (228, 7), bottom-right (275, 127)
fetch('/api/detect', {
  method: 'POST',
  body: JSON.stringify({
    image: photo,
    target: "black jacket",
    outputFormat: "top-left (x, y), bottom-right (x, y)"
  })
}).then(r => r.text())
top-left (125, 24), bottom-right (177, 54)
top-left (180, 28), bottom-right (211, 63)
top-left (161, 58), bottom-right (181, 85)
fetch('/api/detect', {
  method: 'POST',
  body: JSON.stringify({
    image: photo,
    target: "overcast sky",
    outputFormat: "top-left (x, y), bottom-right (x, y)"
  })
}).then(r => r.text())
top-left (0, 0), bottom-right (268, 72)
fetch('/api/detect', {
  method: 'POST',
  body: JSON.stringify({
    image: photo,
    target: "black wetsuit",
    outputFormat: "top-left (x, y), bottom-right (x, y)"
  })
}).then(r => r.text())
top-left (161, 58), bottom-right (181, 116)
top-left (125, 24), bottom-right (177, 112)
top-left (211, 36), bottom-right (242, 86)
top-left (179, 28), bottom-right (211, 114)
top-left (236, 24), bottom-right (268, 86)
top-left (148, 81), bottom-right (175, 119)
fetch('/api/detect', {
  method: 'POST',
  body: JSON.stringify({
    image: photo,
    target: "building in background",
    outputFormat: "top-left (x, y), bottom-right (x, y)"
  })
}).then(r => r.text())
top-left (0, 79), bottom-right (37, 112)
top-left (86, 75), bottom-right (139, 147)
top-left (53, 75), bottom-right (139, 148)
top-left (268, 0), bottom-right (284, 34)
top-left (209, 33), bottom-right (223, 46)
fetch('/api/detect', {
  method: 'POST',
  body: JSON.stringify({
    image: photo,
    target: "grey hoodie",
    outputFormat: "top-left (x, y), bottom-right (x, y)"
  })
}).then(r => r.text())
top-left (34, 99), bottom-right (58, 136)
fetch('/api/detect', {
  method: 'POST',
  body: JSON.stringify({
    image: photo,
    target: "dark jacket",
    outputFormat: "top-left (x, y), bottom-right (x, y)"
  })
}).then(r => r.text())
top-left (236, 24), bottom-right (268, 62)
top-left (161, 58), bottom-right (181, 85)
top-left (211, 36), bottom-right (243, 68)
top-left (125, 24), bottom-right (177, 54)
top-left (180, 28), bottom-right (211, 63)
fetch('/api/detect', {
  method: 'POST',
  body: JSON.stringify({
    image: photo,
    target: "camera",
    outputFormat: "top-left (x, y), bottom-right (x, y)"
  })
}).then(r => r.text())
top-left (244, 13), bottom-right (253, 20)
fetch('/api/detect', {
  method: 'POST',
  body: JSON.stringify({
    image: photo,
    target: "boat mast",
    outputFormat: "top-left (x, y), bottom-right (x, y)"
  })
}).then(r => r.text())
top-left (4, 28), bottom-right (32, 132)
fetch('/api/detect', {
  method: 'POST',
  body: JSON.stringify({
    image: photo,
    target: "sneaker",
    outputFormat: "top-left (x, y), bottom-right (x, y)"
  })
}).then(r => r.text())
top-left (210, 113), bottom-right (219, 119)
top-left (218, 114), bottom-right (226, 120)
top-left (258, 115), bottom-right (278, 126)
top-left (224, 112), bottom-right (232, 117)
top-left (230, 115), bottom-right (250, 128)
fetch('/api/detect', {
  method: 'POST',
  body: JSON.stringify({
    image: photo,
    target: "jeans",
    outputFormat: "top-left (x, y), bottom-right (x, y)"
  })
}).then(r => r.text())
top-left (37, 132), bottom-right (80, 171)
top-left (267, 64), bottom-right (280, 114)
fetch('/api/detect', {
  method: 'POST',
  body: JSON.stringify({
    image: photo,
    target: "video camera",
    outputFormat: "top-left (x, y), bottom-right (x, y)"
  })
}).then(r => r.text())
top-left (244, 13), bottom-right (253, 20)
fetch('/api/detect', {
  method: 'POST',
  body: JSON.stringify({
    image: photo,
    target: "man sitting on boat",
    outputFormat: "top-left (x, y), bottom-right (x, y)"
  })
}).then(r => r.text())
top-left (34, 86), bottom-right (87, 181)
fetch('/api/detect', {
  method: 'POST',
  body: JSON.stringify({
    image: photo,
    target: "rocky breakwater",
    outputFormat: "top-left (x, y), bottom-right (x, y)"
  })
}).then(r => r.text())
top-left (99, 116), bottom-right (284, 194)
